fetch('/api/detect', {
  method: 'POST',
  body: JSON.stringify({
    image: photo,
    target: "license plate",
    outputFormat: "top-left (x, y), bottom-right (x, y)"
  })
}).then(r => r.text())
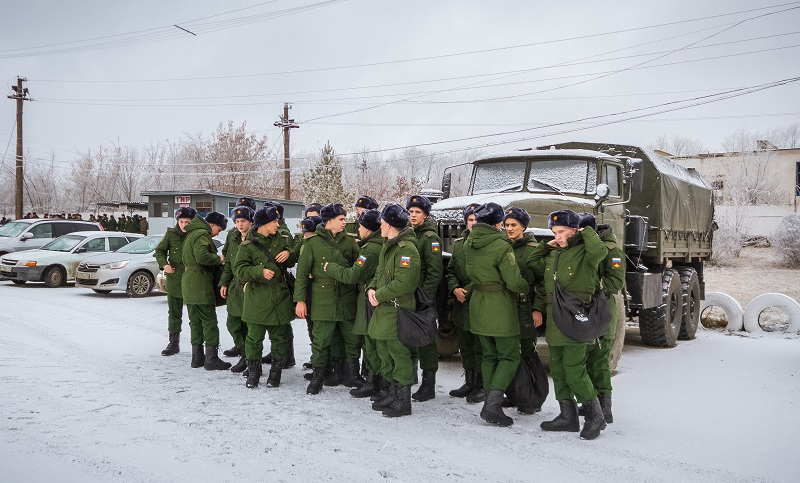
top-left (76, 271), bottom-right (91, 280)
top-left (0, 265), bottom-right (11, 273)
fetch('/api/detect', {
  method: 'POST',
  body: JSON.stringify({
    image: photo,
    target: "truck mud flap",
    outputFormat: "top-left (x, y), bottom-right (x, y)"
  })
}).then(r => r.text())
top-left (626, 272), bottom-right (662, 310)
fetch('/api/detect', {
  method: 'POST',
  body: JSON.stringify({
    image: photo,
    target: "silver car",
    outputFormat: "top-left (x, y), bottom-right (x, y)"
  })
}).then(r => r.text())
top-left (76, 235), bottom-right (162, 297)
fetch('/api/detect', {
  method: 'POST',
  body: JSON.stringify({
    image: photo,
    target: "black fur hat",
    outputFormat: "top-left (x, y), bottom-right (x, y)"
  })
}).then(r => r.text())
top-left (504, 206), bottom-right (531, 228)
top-left (463, 203), bottom-right (480, 223)
top-left (405, 195), bottom-right (431, 216)
top-left (205, 211), bottom-right (228, 230)
top-left (236, 197), bottom-right (257, 211)
top-left (474, 202), bottom-right (505, 226)
top-left (578, 213), bottom-right (597, 230)
top-left (304, 203), bottom-right (322, 216)
top-left (358, 209), bottom-right (382, 232)
top-left (301, 215), bottom-right (323, 233)
top-left (232, 206), bottom-right (255, 223)
top-left (254, 206), bottom-right (281, 229)
top-left (175, 207), bottom-right (197, 220)
top-left (381, 203), bottom-right (410, 229)
top-left (355, 195), bottom-right (379, 210)
top-left (264, 201), bottom-right (284, 219)
top-left (320, 203), bottom-right (347, 223)
top-left (548, 209), bottom-right (580, 229)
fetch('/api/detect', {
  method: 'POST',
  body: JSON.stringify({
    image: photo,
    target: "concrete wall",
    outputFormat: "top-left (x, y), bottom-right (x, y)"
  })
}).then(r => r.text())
top-left (716, 204), bottom-right (797, 236)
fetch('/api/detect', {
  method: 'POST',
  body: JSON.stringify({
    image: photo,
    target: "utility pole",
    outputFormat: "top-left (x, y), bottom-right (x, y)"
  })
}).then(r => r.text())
top-left (7, 77), bottom-right (32, 220)
top-left (273, 103), bottom-right (299, 200)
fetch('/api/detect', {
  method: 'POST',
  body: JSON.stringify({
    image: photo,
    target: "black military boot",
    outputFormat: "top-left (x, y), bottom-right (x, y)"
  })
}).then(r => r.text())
top-left (204, 345), bottom-right (232, 371)
top-left (480, 390), bottom-right (514, 426)
top-left (580, 397), bottom-right (607, 440)
top-left (190, 344), bottom-right (205, 368)
top-left (342, 360), bottom-right (366, 388)
top-left (449, 369), bottom-right (474, 398)
top-left (598, 393), bottom-right (613, 423)
top-left (302, 361), bottom-right (313, 369)
top-left (307, 367), bottom-right (325, 395)
top-left (230, 349), bottom-right (247, 373)
top-left (261, 352), bottom-right (272, 364)
top-left (465, 372), bottom-right (486, 403)
top-left (324, 358), bottom-right (343, 387)
top-left (370, 376), bottom-right (389, 402)
top-left (285, 337), bottom-right (296, 368)
top-left (540, 400), bottom-right (580, 432)
top-left (412, 370), bottom-right (436, 402)
top-left (383, 384), bottom-right (412, 418)
top-left (372, 382), bottom-right (397, 411)
top-left (245, 360), bottom-right (261, 388)
top-left (350, 369), bottom-right (376, 398)
top-left (267, 359), bottom-right (284, 388)
top-left (161, 332), bottom-right (180, 356)
top-left (222, 346), bottom-right (240, 357)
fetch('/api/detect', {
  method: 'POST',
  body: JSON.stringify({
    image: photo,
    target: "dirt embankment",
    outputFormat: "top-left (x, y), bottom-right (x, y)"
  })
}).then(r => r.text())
top-left (704, 246), bottom-right (800, 305)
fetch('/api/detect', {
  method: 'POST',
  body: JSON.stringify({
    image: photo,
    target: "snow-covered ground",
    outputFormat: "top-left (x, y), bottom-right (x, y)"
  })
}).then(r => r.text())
top-left (1, 282), bottom-right (798, 482)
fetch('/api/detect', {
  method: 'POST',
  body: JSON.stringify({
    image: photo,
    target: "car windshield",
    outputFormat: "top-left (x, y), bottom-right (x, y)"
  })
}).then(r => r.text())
top-left (41, 234), bottom-right (86, 252)
top-left (527, 158), bottom-right (597, 194)
top-left (472, 161), bottom-right (526, 194)
top-left (117, 235), bottom-right (160, 254)
top-left (0, 222), bottom-right (28, 238)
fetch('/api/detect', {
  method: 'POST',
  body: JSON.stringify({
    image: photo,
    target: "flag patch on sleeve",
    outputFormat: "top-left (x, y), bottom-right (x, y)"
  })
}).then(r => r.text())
top-left (611, 257), bottom-right (622, 269)
top-left (431, 242), bottom-right (440, 252)
top-left (400, 256), bottom-right (411, 267)
top-left (356, 255), bottom-right (367, 267)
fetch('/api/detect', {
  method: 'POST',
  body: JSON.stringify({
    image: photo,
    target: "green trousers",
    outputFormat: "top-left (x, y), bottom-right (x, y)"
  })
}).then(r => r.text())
top-left (377, 338), bottom-right (413, 385)
top-left (186, 304), bottom-right (220, 346)
top-left (520, 336), bottom-right (537, 361)
top-left (549, 344), bottom-right (597, 402)
top-left (457, 327), bottom-right (482, 372)
top-left (418, 340), bottom-right (438, 372)
top-left (479, 335), bottom-right (520, 392)
top-left (310, 319), bottom-right (358, 367)
top-left (363, 335), bottom-right (381, 374)
top-left (226, 314), bottom-right (247, 350)
top-left (167, 294), bottom-right (184, 333)
top-left (245, 323), bottom-right (290, 361)
top-left (586, 338), bottom-right (612, 395)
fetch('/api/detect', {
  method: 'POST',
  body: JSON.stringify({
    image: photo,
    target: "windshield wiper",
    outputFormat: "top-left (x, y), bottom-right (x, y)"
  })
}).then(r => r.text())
top-left (498, 182), bottom-right (522, 192)
top-left (529, 177), bottom-right (565, 195)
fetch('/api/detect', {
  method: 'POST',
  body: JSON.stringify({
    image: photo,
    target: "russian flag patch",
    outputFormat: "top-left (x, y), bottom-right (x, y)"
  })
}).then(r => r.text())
top-left (431, 242), bottom-right (440, 252)
top-left (400, 256), bottom-right (411, 267)
top-left (612, 257), bottom-right (622, 269)
top-left (356, 255), bottom-right (367, 267)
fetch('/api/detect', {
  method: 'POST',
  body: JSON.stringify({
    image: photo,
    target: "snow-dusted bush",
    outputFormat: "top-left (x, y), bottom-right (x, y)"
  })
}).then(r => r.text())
top-left (711, 226), bottom-right (742, 265)
top-left (772, 214), bottom-right (800, 267)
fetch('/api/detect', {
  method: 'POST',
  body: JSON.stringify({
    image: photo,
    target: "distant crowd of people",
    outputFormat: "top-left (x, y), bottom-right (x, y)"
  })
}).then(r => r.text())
top-left (1, 212), bottom-right (149, 234)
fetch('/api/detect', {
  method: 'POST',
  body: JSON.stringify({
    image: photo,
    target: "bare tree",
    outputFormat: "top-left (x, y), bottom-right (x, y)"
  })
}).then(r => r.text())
top-left (649, 134), bottom-right (706, 156)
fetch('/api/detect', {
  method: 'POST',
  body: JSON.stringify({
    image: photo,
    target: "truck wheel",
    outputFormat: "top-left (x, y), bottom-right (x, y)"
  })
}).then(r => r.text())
top-left (608, 292), bottom-right (626, 371)
top-left (43, 266), bottom-right (66, 288)
top-left (677, 267), bottom-right (701, 340)
top-left (127, 271), bottom-right (154, 297)
top-left (639, 268), bottom-right (682, 347)
top-left (743, 293), bottom-right (800, 334)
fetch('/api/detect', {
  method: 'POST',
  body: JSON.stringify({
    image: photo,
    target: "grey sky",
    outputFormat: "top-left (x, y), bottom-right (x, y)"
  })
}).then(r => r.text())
top-left (2, 0), bottom-right (799, 172)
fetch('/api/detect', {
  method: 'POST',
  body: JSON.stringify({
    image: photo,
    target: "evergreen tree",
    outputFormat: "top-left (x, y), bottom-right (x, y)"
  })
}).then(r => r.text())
top-left (302, 141), bottom-right (350, 205)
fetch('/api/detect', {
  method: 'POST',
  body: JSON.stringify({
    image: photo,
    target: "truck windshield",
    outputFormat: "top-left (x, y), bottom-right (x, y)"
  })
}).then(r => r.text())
top-left (472, 161), bottom-right (526, 194)
top-left (528, 159), bottom-right (597, 195)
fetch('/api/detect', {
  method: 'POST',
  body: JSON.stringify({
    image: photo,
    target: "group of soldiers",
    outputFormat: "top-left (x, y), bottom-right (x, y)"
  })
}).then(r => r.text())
top-left (92, 213), bottom-right (149, 234)
top-left (154, 194), bottom-right (624, 439)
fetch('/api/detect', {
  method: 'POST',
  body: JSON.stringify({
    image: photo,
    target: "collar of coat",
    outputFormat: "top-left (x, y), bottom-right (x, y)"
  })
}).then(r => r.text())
top-left (359, 229), bottom-right (384, 247)
top-left (387, 226), bottom-right (416, 247)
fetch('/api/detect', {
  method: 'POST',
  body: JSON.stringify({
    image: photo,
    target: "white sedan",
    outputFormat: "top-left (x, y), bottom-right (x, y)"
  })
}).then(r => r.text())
top-left (0, 231), bottom-right (143, 287)
top-left (75, 235), bottom-right (162, 296)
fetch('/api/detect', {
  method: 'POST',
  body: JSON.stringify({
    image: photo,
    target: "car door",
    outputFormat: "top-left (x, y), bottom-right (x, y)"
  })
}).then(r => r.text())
top-left (22, 222), bottom-right (55, 250)
top-left (68, 237), bottom-right (108, 278)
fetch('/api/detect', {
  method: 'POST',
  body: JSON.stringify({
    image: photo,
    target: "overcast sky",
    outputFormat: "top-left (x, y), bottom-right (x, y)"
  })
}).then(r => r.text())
top-left (1, 0), bottom-right (799, 173)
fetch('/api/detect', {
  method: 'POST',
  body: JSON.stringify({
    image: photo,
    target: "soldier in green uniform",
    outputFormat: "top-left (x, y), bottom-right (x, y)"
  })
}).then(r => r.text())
top-left (294, 203), bottom-right (322, 248)
top-left (464, 203), bottom-right (529, 427)
top-left (324, 209), bottom-right (385, 396)
top-left (182, 211), bottom-right (231, 371)
top-left (218, 202), bottom-right (256, 372)
top-left (295, 215), bottom-right (324, 375)
top-left (446, 203), bottom-right (485, 403)
top-left (155, 207), bottom-right (196, 356)
top-left (107, 215), bottom-right (118, 232)
top-left (139, 216), bottom-right (149, 235)
top-left (117, 214), bottom-right (126, 231)
top-left (234, 206), bottom-right (295, 388)
top-left (367, 204), bottom-right (420, 417)
top-left (579, 213), bottom-right (624, 424)
top-left (529, 209), bottom-right (608, 440)
top-left (405, 195), bottom-right (443, 402)
top-left (347, 195), bottom-right (379, 236)
top-left (294, 203), bottom-right (360, 395)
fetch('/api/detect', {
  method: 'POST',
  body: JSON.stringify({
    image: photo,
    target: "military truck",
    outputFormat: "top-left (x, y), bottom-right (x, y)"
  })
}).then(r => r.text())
top-left (429, 142), bottom-right (715, 368)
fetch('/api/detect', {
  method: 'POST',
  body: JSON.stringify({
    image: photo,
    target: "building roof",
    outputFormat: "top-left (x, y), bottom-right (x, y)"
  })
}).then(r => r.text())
top-left (139, 189), bottom-right (302, 205)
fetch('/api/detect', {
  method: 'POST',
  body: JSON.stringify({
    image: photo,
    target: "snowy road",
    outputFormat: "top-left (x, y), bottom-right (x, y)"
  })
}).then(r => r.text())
top-left (1, 283), bottom-right (798, 482)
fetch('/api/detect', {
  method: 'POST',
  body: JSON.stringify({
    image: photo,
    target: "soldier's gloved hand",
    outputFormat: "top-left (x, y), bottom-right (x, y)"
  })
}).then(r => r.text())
top-left (220, 286), bottom-right (227, 299)
top-left (275, 250), bottom-right (290, 263)
top-left (262, 268), bottom-right (275, 280)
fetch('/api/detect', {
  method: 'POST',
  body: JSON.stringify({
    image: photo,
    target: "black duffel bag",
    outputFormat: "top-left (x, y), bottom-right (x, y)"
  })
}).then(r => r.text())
top-left (506, 351), bottom-right (550, 413)
top-left (212, 264), bottom-right (226, 307)
top-left (551, 282), bottom-right (611, 342)
top-left (397, 288), bottom-right (438, 348)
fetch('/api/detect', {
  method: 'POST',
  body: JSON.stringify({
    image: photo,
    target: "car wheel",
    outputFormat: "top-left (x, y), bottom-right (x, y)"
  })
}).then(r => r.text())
top-left (92, 289), bottom-right (112, 294)
top-left (127, 271), bottom-right (154, 297)
top-left (11, 280), bottom-right (27, 285)
top-left (43, 266), bottom-right (66, 288)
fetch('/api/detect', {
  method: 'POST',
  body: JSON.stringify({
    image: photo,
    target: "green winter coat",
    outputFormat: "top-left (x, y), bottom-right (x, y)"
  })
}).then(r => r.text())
top-left (233, 230), bottom-right (295, 326)
top-left (326, 230), bottom-right (385, 335)
top-left (219, 228), bottom-right (246, 317)
top-left (413, 219), bottom-right (444, 301)
top-left (528, 226), bottom-right (607, 346)
top-left (181, 216), bottom-right (222, 306)
top-left (597, 225), bottom-right (626, 339)
top-left (367, 227), bottom-right (421, 340)
top-left (464, 223), bottom-right (529, 338)
top-left (511, 234), bottom-right (540, 339)
top-left (107, 217), bottom-right (118, 232)
top-left (154, 224), bottom-right (188, 298)
top-left (446, 231), bottom-right (472, 331)
top-left (279, 220), bottom-right (295, 250)
top-left (293, 225), bottom-right (360, 322)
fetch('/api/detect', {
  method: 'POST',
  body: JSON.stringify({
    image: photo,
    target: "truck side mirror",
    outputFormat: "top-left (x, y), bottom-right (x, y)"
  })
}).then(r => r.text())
top-left (627, 159), bottom-right (644, 193)
top-left (441, 172), bottom-right (452, 200)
